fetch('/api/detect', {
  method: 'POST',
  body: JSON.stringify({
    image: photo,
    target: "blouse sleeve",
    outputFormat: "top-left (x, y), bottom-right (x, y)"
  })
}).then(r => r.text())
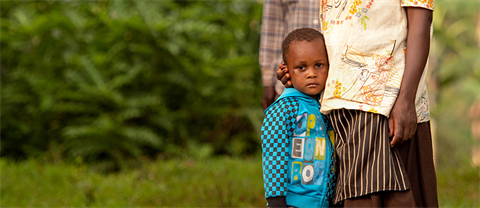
top-left (401, 0), bottom-right (434, 10)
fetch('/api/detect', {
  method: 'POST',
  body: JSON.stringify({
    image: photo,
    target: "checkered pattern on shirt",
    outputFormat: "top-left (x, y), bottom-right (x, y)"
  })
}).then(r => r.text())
top-left (325, 135), bottom-right (337, 200)
top-left (319, 113), bottom-right (337, 200)
top-left (259, 0), bottom-right (321, 93)
top-left (261, 97), bottom-right (299, 198)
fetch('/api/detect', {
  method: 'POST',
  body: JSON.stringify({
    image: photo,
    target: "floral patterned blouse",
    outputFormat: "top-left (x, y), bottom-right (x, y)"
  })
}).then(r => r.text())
top-left (319, 0), bottom-right (434, 123)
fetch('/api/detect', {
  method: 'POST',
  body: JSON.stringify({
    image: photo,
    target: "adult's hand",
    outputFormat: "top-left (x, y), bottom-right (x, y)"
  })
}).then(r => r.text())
top-left (276, 63), bottom-right (293, 88)
top-left (388, 96), bottom-right (417, 147)
top-left (261, 86), bottom-right (276, 110)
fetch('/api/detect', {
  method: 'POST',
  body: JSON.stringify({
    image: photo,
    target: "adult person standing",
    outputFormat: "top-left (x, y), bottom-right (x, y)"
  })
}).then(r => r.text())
top-left (277, 0), bottom-right (439, 207)
top-left (259, 0), bottom-right (322, 110)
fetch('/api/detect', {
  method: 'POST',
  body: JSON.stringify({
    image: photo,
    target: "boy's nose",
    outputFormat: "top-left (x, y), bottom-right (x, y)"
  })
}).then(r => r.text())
top-left (307, 69), bottom-right (317, 78)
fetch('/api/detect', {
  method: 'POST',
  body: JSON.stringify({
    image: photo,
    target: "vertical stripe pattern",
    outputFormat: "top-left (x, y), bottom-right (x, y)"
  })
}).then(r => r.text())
top-left (328, 109), bottom-right (409, 204)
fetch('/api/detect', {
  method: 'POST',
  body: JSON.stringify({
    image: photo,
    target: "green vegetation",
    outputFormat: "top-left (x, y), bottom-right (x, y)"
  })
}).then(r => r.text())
top-left (0, 157), bottom-right (265, 207)
top-left (431, 0), bottom-right (480, 171)
top-left (1, 0), bottom-right (264, 171)
top-left (1, 0), bottom-right (479, 207)
top-left (1, 0), bottom-right (478, 171)
top-left (437, 165), bottom-right (480, 207)
top-left (1, 157), bottom-right (478, 207)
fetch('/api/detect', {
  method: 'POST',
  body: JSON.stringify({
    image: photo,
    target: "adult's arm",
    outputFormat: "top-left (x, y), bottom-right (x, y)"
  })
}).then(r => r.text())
top-left (389, 7), bottom-right (433, 147)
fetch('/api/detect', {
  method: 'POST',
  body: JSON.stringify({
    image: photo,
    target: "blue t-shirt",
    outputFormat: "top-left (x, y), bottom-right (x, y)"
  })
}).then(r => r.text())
top-left (261, 88), bottom-right (336, 208)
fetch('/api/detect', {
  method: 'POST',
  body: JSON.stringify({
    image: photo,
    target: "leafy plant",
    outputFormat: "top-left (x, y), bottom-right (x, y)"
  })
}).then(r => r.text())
top-left (1, 0), bottom-right (264, 171)
top-left (429, 0), bottom-right (480, 169)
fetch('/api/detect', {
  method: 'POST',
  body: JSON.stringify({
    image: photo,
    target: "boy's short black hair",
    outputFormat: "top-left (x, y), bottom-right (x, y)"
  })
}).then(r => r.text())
top-left (282, 28), bottom-right (325, 64)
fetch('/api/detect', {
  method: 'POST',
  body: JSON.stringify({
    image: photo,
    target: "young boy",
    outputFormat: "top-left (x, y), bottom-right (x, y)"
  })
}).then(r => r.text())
top-left (277, 1), bottom-right (438, 207)
top-left (261, 28), bottom-right (335, 208)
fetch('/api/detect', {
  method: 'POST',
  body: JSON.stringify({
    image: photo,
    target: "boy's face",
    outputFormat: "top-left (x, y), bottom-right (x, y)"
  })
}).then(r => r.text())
top-left (285, 39), bottom-right (329, 99)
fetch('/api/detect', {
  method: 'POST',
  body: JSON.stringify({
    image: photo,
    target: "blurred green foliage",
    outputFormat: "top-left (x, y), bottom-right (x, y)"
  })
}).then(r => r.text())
top-left (1, 0), bottom-right (264, 171)
top-left (1, 0), bottom-right (479, 174)
top-left (430, 0), bottom-right (480, 170)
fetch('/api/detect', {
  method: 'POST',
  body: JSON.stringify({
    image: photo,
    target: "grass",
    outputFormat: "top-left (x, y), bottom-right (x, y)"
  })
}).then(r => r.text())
top-left (1, 156), bottom-right (478, 207)
top-left (437, 164), bottom-right (479, 207)
top-left (0, 157), bottom-right (266, 207)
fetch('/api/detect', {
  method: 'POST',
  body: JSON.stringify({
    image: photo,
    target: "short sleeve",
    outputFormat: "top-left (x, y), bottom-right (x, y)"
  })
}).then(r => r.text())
top-left (401, 0), bottom-right (434, 10)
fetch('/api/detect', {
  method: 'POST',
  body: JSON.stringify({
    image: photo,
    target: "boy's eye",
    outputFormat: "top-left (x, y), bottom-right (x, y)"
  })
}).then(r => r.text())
top-left (297, 66), bottom-right (306, 70)
top-left (315, 63), bottom-right (323, 68)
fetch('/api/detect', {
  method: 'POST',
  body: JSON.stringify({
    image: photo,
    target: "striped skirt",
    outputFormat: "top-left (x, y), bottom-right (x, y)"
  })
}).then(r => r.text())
top-left (328, 109), bottom-right (409, 204)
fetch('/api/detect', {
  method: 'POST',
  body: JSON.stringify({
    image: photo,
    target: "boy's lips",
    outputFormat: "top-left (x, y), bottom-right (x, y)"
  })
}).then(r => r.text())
top-left (306, 83), bottom-right (319, 87)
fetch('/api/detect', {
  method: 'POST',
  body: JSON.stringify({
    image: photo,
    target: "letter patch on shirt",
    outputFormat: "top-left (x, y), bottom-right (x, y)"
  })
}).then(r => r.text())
top-left (291, 161), bottom-right (302, 185)
top-left (302, 164), bottom-right (314, 185)
top-left (313, 161), bottom-right (326, 186)
top-left (292, 137), bottom-right (304, 159)
top-left (304, 137), bottom-right (315, 163)
top-left (307, 114), bottom-right (316, 136)
top-left (294, 113), bottom-right (308, 136)
top-left (314, 137), bottom-right (326, 161)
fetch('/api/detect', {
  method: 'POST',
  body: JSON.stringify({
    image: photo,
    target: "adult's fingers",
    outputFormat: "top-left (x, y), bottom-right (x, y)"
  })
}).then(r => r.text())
top-left (281, 73), bottom-right (292, 87)
top-left (276, 64), bottom-right (287, 80)
top-left (403, 121), bottom-right (417, 142)
top-left (284, 80), bottom-right (293, 88)
top-left (390, 119), bottom-right (404, 147)
top-left (388, 116), bottom-right (395, 138)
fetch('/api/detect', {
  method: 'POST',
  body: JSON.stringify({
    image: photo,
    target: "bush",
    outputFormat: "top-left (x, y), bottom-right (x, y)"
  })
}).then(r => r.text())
top-left (1, 0), bottom-right (264, 171)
